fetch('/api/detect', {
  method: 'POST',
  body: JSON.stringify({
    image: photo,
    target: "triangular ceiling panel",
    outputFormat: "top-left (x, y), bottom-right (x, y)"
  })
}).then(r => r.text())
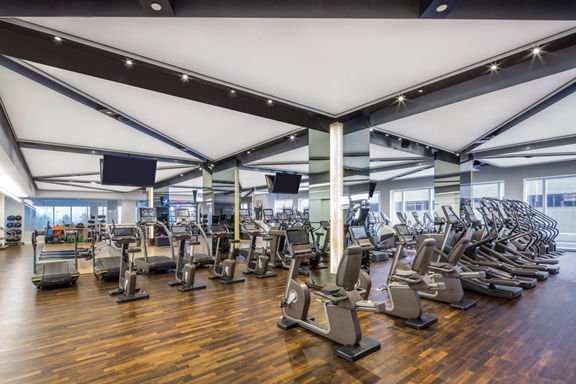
top-left (475, 91), bottom-right (576, 151)
top-left (247, 146), bottom-right (308, 165)
top-left (370, 144), bottom-right (424, 160)
top-left (395, 167), bottom-right (435, 180)
top-left (155, 167), bottom-right (198, 182)
top-left (370, 160), bottom-right (418, 169)
top-left (483, 156), bottom-right (576, 168)
top-left (0, 66), bottom-right (194, 160)
top-left (172, 177), bottom-right (203, 188)
top-left (375, 68), bottom-right (576, 152)
top-left (240, 169), bottom-right (270, 189)
top-left (246, 164), bottom-right (308, 173)
top-left (372, 168), bottom-right (419, 182)
top-left (22, 148), bottom-right (100, 177)
top-left (35, 181), bottom-right (140, 193)
top-left (30, 62), bottom-right (301, 161)
top-left (23, 18), bottom-right (576, 114)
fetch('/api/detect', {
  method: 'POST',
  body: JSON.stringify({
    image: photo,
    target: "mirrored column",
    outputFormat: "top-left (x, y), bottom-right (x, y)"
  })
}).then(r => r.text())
top-left (434, 152), bottom-right (461, 214)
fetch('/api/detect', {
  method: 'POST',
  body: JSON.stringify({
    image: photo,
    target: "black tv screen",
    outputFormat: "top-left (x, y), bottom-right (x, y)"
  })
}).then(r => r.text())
top-left (101, 155), bottom-right (157, 187)
top-left (272, 173), bottom-right (302, 194)
top-left (369, 182), bottom-right (376, 198)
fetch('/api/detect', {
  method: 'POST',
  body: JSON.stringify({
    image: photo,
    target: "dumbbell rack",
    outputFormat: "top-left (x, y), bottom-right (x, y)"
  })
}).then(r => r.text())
top-left (4, 215), bottom-right (24, 246)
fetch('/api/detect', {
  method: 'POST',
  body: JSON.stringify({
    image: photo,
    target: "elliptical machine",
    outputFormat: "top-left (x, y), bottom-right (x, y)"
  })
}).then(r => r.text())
top-left (108, 223), bottom-right (150, 303)
top-left (208, 225), bottom-right (245, 284)
top-left (278, 229), bottom-right (380, 361)
top-left (168, 210), bottom-right (207, 292)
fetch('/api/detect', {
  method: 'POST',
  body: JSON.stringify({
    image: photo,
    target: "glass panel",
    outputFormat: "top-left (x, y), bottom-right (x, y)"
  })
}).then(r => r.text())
top-left (34, 206), bottom-right (53, 229)
top-left (525, 179), bottom-right (544, 210)
top-left (54, 206), bottom-right (71, 225)
top-left (71, 206), bottom-right (89, 224)
top-left (545, 176), bottom-right (576, 248)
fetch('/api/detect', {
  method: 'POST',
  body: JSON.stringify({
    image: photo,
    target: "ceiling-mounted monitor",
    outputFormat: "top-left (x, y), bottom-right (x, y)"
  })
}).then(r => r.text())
top-left (271, 173), bottom-right (302, 194)
top-left (101, 155), bottom-right (157, 187)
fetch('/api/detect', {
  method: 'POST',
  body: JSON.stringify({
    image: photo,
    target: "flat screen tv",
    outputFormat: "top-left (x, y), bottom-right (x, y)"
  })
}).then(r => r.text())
top-left (369, 182), bottom-right (376, 198)
top-left (272, 173), bottom-right (302, 194)
top-left (101, 155), bottom-right (157, 187)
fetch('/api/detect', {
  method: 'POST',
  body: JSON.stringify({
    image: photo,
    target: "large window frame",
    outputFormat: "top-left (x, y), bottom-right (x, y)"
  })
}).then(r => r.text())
top-left (390, 187), bottom-right (434, 224)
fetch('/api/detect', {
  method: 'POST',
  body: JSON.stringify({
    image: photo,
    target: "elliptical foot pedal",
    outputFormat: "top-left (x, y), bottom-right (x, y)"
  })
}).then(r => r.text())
top-left (450, 298), bottom-right (477, 311)
top-left (168, 280), bottom-right (181, 287)
top-left (337, 337), bottom-right (381, 361)
top-left (208, 275), bottom-right (219, 280)
top-left (242, 270), bottom-right (254, 275)
top-left (405, 313), bottom-right (437, 330)
top-left (221, 278), bottom-right (245, 285)
top-left (109, 288), bottom-right (124, 296)
top-left (277, 318), bottom-right (298, 330)
top-left (178, 284), bottom-right (207, 292)
top-left (115, 292), bottom-right (150, 303)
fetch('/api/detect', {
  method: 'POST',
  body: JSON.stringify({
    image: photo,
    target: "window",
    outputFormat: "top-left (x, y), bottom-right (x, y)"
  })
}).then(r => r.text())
top-left (391, 187), bottom-right (434, 224)
top-left (524, 176), bottom-right (576, 249)
top-left (472, 181), bottom-right (505, 220)
top-left (71, 207), bottom-right (89, 224)
top-left (369, 192), bottom-right (379, 214)
top-left (274, 199), bottom-right (293, 213)
top-left (298, 198), bottom-right (309, 211)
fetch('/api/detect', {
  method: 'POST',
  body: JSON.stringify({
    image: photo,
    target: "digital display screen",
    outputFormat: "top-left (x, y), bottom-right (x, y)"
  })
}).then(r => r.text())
top-left (239, 209), bottom-right (250, 217)
top-left (351, 226), bottom-right (368, 239)
top-left (140, 208), bottom-right (156, 217)
top-left (172, 226), bottom-right (188, 234)
top-left (244, 223), bottom-right (259, 231)
top-left (286, 229), bottom-right (310, 245)
top-left (113, 227), bottom-right (134, 237)
top-left (101, 155), bottom-right (157, 187)
top-left (263, 209), bottom-right (274, 218)
top-left (272, 173), bottom-right (302, 194)
top-left (395, 224), bottom-right (410, 236)
top-left (175, 209), bottom-right (190, 218)
top-left (284, 209), bottom-right (294, 215)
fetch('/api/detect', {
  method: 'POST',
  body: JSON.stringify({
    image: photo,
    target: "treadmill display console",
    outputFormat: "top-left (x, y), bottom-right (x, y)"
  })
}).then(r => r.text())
top-left (139, 208), bottom-right (157, 224)
top-left (286, 229), bottom-right (309, 245)
top-left (244, 223), bottom-right (259, 232)
top-left (112, 227), bottom-right (135, 238)
top-left (351, 226), bottom-right (368, 240)
top-left (239, 209), bottom-right (250, 217)
top-left (175, 209), bottom-right (190, 219)
top-left (171, 226), bottom-right (189, 235)
top-left (284, 209), bottom-right (294, 216)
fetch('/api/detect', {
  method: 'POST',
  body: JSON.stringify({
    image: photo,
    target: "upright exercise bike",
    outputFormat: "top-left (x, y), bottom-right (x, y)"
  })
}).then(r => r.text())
top-left (108, 223), bottom-right (150, 303)
top-left (278, 229), bottom-right (381, 361)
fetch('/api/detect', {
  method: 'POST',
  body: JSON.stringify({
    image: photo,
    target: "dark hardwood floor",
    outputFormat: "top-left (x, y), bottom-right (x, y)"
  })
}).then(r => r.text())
top-left (0, 245), bottom-right (574, 384)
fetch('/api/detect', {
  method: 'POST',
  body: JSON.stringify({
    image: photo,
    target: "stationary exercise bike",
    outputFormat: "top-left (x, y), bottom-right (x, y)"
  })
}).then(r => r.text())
top-left (108, 223), bottom-right (150, 303)
top-left (278, 229), bottom-right (381, 361)
top-left (242, 222), bottom-right (277, 279)
top-left (208, 225), bottom-right (245, 285)
top-left (168, 216), bottom-right (207, 292)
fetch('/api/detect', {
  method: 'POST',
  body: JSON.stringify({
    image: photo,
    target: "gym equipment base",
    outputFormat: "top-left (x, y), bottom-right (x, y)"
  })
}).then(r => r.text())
top-left (404, 313), bottom-right (437, 329)
top-left (178, 284), bottom-right (207, 292)
top-left (243, 270), bottom-right (278, 279)
top-left (450, 298), bottom-right (477, 311)
top-left (277, 318), bottom-right (380, 361)
top-left (115, 291), bottom-right (150, 303)
top-left (209, 275), bottom-right (246, 284)
top-left (337, 337), bottom-right (381, 361)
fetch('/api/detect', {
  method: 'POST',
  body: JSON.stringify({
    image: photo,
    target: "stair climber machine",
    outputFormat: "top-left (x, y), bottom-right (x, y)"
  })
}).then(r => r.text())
top-left (242, 221), bottom-right (277, 279)
top-left (168, 211), bottom-right (207, 292)
top-left (354, 224), bottom-right (446, 329)
top-left (278, 229), bottom-right (381, 361)
top-left (208, 225), bottom-right (245, 284)
top-left (135, 207), bottom-right (177, 273)
top-left (108, 223), bottom-right (149, 303)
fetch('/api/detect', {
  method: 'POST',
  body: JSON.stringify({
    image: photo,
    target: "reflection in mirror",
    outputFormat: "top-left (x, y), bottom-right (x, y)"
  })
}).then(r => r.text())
top-left (434, 152), bottom-right (460, 215)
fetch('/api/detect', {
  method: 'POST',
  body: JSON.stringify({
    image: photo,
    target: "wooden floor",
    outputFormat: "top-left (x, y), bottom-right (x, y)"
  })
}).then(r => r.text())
top-left (0, 245), bottom-right (574, 384)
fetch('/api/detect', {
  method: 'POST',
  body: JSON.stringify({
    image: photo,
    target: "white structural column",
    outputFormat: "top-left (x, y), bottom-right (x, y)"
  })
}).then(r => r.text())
top-left (147, 187), bottom-right (154, 239)
top-left (329, 122), bottom-right (344, 274)
top-left (234, 166), bottom-right (240, 245)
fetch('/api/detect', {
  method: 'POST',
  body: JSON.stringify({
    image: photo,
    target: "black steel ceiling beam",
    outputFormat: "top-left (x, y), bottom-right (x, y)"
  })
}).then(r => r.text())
top-left (18, 139), bottom-right (200, 165)
top-left (371, 157), bottom-right (426, 162)
top-left (419, 0), bottom-right (462, 18)
top-left (463, 79), bottom-right (576, 155)
top-left (370, 130), bottom-right (436, 157)
top-left (0, 97), bottom-right (36, 193)
top-left (0, 21), bottom-right (332, 132)
top-left (479, 152), bottom-right (576, 159)
top-left (470, 135), bottom-right (576, 159)
top-left (374, 164), bottom-right (433, 182)
top-left (154, 167), bottom-right (203, 189)
top-left (0, 0), bottom-right (575, 19)
top-left (138, 0), bottom-right (174, 16)
top-left (35, 179), bottom-right (141, 193)
top-left (238, 132), bottom-right (308, 165)
top-left (0, 55), bottom-right (210, 161)
top-left (343, 31), bottom-right (576, 131)
top-left (240, 164), bottom-right (308, 176)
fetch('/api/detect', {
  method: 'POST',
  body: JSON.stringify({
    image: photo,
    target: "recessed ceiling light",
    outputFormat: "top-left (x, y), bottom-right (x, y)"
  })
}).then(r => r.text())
top-left (489, 63), bottom-right (498, 71)
top-left (369, 128), bottom-right (374, 132)
top-left (125, 59), bottom-right (133, 68)
top-left (266, 99), bottom-right (273, 106)
top-left (247, 150), bottom-right (251, 154)
top-left (426, 145), bottom-right (430, 149)
top-left (53, 36), bottom-right (62, 43)
top-left (436, 4), bottom-right (448, 12)
top-left (385, 133), bottom-right (389, 137)
top-left (456, 153), bottom-right (460, 156)
top-left (229, 89), bottom-right (236, 96)
top-left (526, 146), bottom-right (531, 150)
top-left (289, 134), bottom-right (296, 142)
top-left (91, 182), bottom-right (97, 185)
top-left (150, 2), bottom-right (162, 11)
top-left (181, 74), bottom-right (189, 82)
top-left (418, 89), bottom-right (423, 93)
top-left (531, 47), bottom-right (542, 55)
top-left (397, 95), bottom-right (406, 102)
top-left (397, 137), bottom-right (402, 141)
top-left (180, 173), bottom-right (184, 177)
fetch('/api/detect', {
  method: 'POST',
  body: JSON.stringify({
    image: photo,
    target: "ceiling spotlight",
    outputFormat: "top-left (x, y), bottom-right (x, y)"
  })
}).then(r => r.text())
top-left (456, 153), bottom-right (460, 157)
top-left (397, 95), bottom-right (406, 102)
top-left (397, 137), bottom-right (402, 141)
top-left (531, 47), bottom-right (542, 55)
top-left (489, 63), bottom-right (498, 71)
top-left (247, 150), bottom-right (251, 154)
top-left (436, 4), bottom-right (448, 12)
top-left (91, 150), bottom-right (97, 154)
top-left (125, 59), bottom-right (133, 68)
top-left (53, 36), bottom-right (62, 43)
top-left (369, 128), bottom-right (374, 132)
top-left (385, 133), bottom-right (389, 137)
top-left (266, 99), bottom-right (274, 106)
top-left (229, 89), bottom-right (236, 96)
top-left (289, 134), bottom-right (296, 142)
top-left (180, 173), bottom-right (184, 177)
top-left (91, 182), bottom-right (97, 185)
top-left (426, 145), bottom-right (430, 149)
top-left (418, 89), bottom-right (423, 93)
top-left (526, 146), bottom-right (531, 150)
top-left (181, 74), bottom-right (189, 82)
top-left (150, 2), bottom-right (162, 11)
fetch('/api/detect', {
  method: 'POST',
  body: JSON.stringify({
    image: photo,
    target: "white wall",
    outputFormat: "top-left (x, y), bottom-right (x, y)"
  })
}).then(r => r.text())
top-left (121, 200), bottom-right (137, 224)
top-left (254, 190), bottom-right (309, 212)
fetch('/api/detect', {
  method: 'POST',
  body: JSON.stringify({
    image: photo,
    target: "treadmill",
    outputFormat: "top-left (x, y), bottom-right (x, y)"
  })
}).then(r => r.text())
top-left (39, 224), bottom-right (91, 260)
top-left (31, 230), bottom-right (80, 289)
top-left (135, 207), bottom-right (177, 273)
top-left (92, 224), bottom-right (121, 281)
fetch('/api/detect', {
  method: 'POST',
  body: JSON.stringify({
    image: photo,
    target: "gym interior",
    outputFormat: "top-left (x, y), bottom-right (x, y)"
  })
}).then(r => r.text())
top-left (0, 2), bottom-right (575, 383)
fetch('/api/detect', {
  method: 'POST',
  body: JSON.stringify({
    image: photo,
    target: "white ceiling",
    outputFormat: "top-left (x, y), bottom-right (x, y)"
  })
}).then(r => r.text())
top-left (376, 68), bottom-right (576, 152)
top-left (396, 167), bottom-right (435, 180)
top-left (474, 90), bottom-right (576, 151)
top-left (482, 155), bottom-right (576, 168)
top-left (371, 168), bottom-right (417, 182)
top-left (248, 146), bottom-right (308, 165)
top-left (240, 169), bottom-right (270, 189)
top-left (370, 160), bottom-right (424, 169)
top-left (0, 66), bottom-right (195, 161)
top-left (22, 18), bottom-right (576, 115)
top-left (172, 177), bottom-right (203, 188)
top-left (29, 61), bottom-right (302, 161)
top-left (35, 181), bottom-right (141, 193)
top-left (370, 144), bottom-right (424, 160)
top-left (497, 143), bottom-right (576, 156)
top-left (246, 164), bottom-right (308, 173)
